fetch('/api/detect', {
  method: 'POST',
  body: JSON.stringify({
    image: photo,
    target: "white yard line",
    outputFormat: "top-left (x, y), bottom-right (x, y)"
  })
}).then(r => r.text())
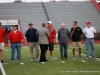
top-left (0, 61), bottom-right (6, 75)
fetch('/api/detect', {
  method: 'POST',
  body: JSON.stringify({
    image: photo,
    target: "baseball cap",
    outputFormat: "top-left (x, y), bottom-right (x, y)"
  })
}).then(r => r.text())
top-left (47, 21), bottom-right (52, 24)
top-left (29, 23), bottom-right (33, 26)
top-left (86, 21), bottom-right (91, 25)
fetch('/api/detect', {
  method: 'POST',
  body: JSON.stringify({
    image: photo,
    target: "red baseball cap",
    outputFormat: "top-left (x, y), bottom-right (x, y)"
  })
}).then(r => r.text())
top-left (86, 21), bottom-right (91, 25)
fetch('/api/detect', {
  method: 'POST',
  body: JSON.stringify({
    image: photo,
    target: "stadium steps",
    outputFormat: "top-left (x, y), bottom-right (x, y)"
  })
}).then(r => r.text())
top-left (0, 3), bottom-right (48, 33)
top-left (45, 2), bottom-right (100, 31)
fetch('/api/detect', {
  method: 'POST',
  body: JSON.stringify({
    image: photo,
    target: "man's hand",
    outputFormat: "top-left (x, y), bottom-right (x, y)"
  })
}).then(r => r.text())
top-left (73, 27), bottom-right (76, 31)
top-left (8, 42), bottom-right (11, 46)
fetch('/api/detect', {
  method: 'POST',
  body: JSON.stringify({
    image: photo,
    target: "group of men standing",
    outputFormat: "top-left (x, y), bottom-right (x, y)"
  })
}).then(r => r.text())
top-left (0, 20), bottom-right (97, 63)
top-left (25, 21), bottom-right (56, 63)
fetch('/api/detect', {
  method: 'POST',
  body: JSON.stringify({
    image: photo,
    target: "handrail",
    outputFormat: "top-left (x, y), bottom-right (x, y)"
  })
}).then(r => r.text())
top-left (92, 0), bottom-right (100, 12)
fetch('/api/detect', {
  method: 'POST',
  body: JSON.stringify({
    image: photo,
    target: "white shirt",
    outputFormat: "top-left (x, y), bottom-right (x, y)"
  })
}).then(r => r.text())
top-left (13, 30), bottom-right (17, 33)
top-left (83, 26), bottom-right (96, 38)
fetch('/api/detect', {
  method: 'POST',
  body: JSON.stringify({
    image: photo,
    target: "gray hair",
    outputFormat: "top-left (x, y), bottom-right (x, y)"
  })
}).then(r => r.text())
top-left (61, 23), bottom-right (65, 26)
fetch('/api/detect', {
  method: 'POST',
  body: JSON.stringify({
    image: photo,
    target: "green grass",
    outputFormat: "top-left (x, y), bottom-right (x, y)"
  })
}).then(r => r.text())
top-left (1, 44), bottom-right (100, 75)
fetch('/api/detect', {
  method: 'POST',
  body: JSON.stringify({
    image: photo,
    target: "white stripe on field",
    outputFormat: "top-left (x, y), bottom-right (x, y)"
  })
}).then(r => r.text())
top-left (0, 61), bottom-right (6, 75)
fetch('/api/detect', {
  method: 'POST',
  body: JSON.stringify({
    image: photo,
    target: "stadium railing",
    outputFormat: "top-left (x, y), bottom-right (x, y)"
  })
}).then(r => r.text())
top-left (92, 0), bottom-right (100, 12)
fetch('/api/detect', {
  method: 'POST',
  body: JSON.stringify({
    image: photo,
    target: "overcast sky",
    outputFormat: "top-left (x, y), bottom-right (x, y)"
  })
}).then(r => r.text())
top-left (0, 0), bottom-right (90, 2)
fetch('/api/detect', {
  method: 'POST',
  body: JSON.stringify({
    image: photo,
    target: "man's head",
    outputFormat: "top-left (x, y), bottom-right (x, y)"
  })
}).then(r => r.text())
top-left (12, 25), bottom-right (17, 30)
top-left (61, 23), bottom-right (65, 29)
top-left (86, 21), bottom-right (91, 28)
top-left (29, 23), bottom-right (33, 29)
top-left (73, 21), bottom-right (77, 27)
top-left (47, 21), bottom-right (52, 26)
top-left (42, 22), bottom-right (46, 27)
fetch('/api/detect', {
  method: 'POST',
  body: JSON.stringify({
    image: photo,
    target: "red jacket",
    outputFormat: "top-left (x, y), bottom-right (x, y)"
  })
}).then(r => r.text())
top-left (47, 25), bottom-right (56, 42)
top-left (0, 28), bottom-right (6, 43)
top-left (8, 30), bottom-right (24, 43)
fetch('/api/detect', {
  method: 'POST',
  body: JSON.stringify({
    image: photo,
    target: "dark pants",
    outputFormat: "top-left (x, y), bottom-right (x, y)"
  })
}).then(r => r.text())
top-left (60, 42), bottom-right (68, 59)
top-left (40, 44), bottom-right (48, 62)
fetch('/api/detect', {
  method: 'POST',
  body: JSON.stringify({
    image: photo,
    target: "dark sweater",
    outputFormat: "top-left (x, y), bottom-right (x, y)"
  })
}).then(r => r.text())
top-left (58, 28), bottom-right (70, 43)
top-left (25, 28), bottom-right (38, 42)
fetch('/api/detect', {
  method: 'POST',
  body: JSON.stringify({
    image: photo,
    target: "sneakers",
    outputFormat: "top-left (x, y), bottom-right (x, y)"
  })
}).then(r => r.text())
top-left (50, 57), bottom-right (53, 61)
top-left (72, 57), bottom-right (76, 60)
top-left (92, 57), bottom-right (96, 60)
top-left (78, 57), bottom-right (83, 60)
top-left (60, 58), bottom-right (64, 61)
top-left (31, 59), bottom-right (34, 62)
top-left (11, 60), bottom-right (15, 63)
top-left (86, 58), bottom-right (89, 60)
top-left (36, 58), bottom-right (40, 62)
top-left (65, 58), bottom-right (68, 60)
top-left (41, 62), bottom-right (45, 64)
top-left (18, 60), bottom-right (21, 63)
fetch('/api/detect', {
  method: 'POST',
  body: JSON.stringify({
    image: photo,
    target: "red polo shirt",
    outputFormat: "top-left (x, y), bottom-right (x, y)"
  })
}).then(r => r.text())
top-left (47, 25), bottom-right (56, 42)
top-left (8, 30), bottom-right (24, 43)
top-left (0, 28), bottom-right (6, 43)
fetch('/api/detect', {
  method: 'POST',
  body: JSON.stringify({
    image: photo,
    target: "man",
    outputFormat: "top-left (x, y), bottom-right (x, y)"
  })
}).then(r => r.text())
top-left (83, 21), bottom-right (97, 59)
top-left (8, 25), bottom-right (24, 62)
top-left (0, 22), bottom-right (6, 63)
top-left (46, 21), bottom-right (56, 60)
top-left (25, 23), bottom-right (39, 62)
top-left (70, 21), bottom-right (83, 60)
top-left (58, 23), bottom-right (70, 60)
top-left (37, 22), bottom-right (50, 64)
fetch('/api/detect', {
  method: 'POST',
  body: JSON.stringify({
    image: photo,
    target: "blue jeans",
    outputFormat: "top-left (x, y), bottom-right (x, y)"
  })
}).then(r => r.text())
top-left (60, 42), bottom-right (68, 59)
top-left (86, 38), bottom-right (95, 58)
top-left (11, 43), bottom-right (21, 61)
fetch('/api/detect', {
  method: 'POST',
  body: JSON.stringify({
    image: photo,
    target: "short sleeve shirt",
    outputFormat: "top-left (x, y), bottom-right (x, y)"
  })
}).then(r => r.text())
top-left (70, 27), bottom-right (83, 42)
top-left (83, 26), bottom-right (96, 38)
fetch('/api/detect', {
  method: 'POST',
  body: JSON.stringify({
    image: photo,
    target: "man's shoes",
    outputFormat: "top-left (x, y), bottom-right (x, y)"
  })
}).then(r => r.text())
top-left (92, 57), bottom-right (96, 60)
top-left (41, 62), bottom-right (45, 64)
top-left (72, 57), bottom-right (76, 60)
top-left (44, 60), bottom-right (48, 62)
top-left (65, 58), bottom-right (68, 60)
top-left (18, 60), bottom-right (21, 63)
top-left (78, 57), bottom-right (83, 60)
top-left (86, 57), bottom-right (89, 60)
top-left (50, 57), bottom-right (53, 61)
top-left (36, 59), bottom-right (40, 62)
top-left (11, 60), bottom-right (15, 63)
top-left (31, 59), bottom-right (34, 62)
top-left (60, 58), bottom-right (64, 61)
top-left (1, 60), bottom-right (5, 63)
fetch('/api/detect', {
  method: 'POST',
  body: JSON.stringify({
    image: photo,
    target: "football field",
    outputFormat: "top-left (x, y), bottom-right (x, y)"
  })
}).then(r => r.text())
top-left (1, 44), bottom-right (100, 75)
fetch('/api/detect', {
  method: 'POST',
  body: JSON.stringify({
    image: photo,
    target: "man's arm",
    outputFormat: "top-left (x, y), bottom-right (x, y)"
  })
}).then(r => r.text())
top-left (7, 32), bottom-right (11, 46)
top-left (57, 30), bottom-right (60, 42)
top-left (94, 32), bottom-right (97, 38)
top-left (67, 29), bottom-right (71, 40)
top-left (3, 29), bottom-right (6, 37)
top-left (70, 28), bottom-right (75, 36)
top-left (19, 31), bottom-right (24, 43)
top-left (25, 31), bottom-right (28, 43)
top-left (93, 27), bottom-right (97, 38)
top-left (46, 29), bottom-right (50, 38)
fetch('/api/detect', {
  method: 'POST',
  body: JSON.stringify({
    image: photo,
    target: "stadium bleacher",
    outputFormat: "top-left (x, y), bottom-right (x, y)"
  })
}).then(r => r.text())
top-left (0, 1), bottom-right (100, 39)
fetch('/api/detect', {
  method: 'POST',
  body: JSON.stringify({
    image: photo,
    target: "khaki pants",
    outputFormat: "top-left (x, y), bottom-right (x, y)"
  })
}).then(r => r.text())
top-left (28, 42), bottom-right (39, 60)
top-left (72, 42), bottom-right (82, 49)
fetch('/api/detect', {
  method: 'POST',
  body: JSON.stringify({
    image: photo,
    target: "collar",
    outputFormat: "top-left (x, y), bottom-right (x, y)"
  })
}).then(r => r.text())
top-left (86, 26), bottom-right (92, 28)
top-left (13, 30), bottom-right (17, 31)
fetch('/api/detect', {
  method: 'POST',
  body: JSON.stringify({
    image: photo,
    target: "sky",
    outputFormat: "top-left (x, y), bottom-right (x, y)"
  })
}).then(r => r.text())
top-left (0, 0), bottom-right (90, 3)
